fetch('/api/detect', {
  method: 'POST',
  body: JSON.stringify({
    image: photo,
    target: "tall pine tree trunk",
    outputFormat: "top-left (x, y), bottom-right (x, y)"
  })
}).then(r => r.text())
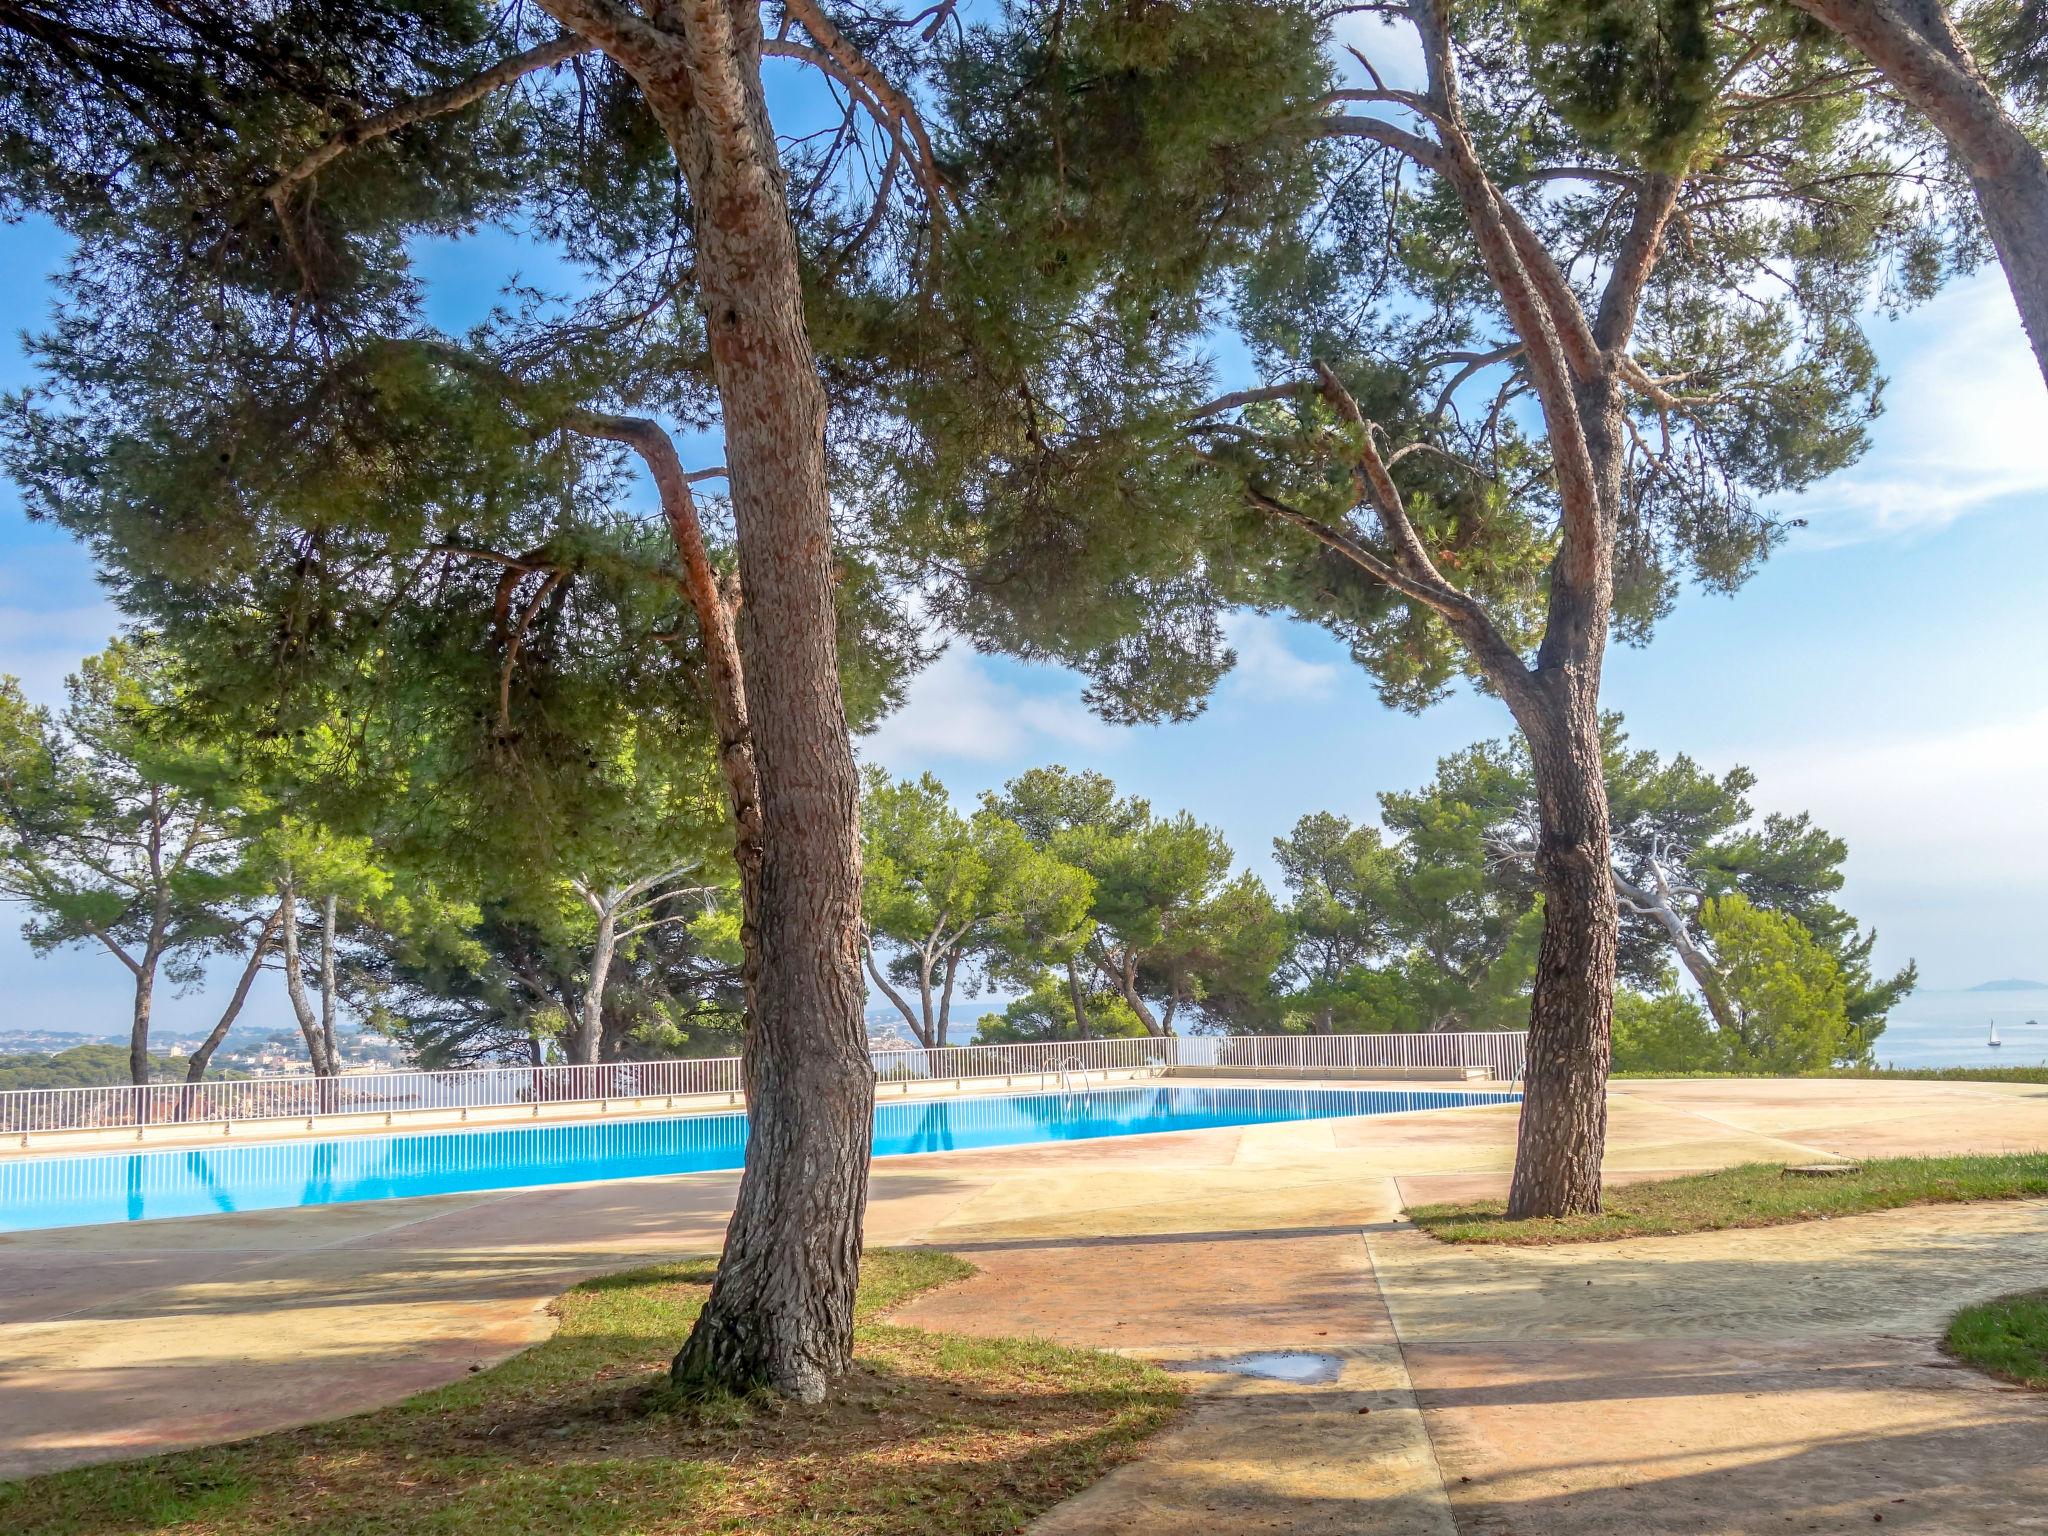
top-left (318, 894), bottom-right (339, 1074)
top-left (579, 896), bottom-right (619, 1068)
top-left (281, 878), bottom-right (337, 1079)
top-left (639, 2), bottom-right (873, 1403)
top-left (1791, 0), bottom-right (2048, 389)
top-left (128, 958), bottom-right (155, 1089)
top-left (937, 953), bottom-right (959, 1049)
top-left (1067, 960), bottom-right (1094, 1039)
top-left (1505, 684), bottom-right (1617, 1219)
top-left (1967, 155), bottom-right (2048, 389)
top-left (1494, 370), bottom-right (1627, 1220)
top-left (127, 941), bottom-right (161, 1089)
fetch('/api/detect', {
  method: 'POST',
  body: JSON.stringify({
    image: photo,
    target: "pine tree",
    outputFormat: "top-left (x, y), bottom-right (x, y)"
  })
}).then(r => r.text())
top-left (889, 1), bottom-right (1966, 1216)
top-left (1, 0), bottom-right (1330, 1392)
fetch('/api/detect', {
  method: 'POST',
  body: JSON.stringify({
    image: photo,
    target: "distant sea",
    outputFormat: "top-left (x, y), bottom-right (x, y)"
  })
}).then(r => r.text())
top-left (1871, 987), bottom-right (2048, 1070)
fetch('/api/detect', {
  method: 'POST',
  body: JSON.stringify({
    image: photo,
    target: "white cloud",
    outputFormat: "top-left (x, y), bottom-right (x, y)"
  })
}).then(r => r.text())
top-left (1784, 273), bottom-right (2048, 545)
top-left (861, 644), bottom-right (1113, 767)
top-left (1740, 706), bottom-right (2048, 894)
top-left (1222, 612), bottom-right (1341, 701)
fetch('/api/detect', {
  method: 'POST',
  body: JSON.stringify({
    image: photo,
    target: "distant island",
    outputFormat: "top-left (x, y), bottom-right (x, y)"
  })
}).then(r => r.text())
top-left (1969, 979), bottom-right (2048, 992)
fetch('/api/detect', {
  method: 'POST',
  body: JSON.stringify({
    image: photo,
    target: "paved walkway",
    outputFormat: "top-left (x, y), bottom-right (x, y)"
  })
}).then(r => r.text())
top-left (4, 1077), bottom-right (2048, 1533)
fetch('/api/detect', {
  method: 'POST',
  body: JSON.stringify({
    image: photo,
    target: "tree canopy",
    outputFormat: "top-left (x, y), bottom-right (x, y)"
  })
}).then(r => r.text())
top-left (0, 0), bottom-right (1344, 1388)
top-left (865, 0), bottom-right (1991, 1217)
top-left (0, 0), bottom-right (2009, 1273)
top-left (987, 766), bottom-right (1283, 1039)
top-left (1258, 718), bottom-right (1910, 1065)
top-left (861, 769), bottom-right (1094, 1050)
top-left (0, 642), bottom-right (268, 1083)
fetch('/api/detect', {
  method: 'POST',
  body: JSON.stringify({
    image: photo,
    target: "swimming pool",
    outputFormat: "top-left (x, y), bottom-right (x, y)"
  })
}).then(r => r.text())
top-left (0, 1083), bottom-right (1517, 1233)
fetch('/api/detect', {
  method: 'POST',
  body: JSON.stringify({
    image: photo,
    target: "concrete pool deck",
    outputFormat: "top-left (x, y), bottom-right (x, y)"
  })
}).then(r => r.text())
top-left (3, 1075), bottom-right (2047, 1533)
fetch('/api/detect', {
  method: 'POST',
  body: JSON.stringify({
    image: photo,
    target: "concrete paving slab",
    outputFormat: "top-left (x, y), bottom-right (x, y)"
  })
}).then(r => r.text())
top-left (1409, 1335), bottom-right (2048, 1536)
top-left (0, 1247), bottom-right (281, 1326)
top-left (1028, 1349), bottom-right (1457, 1536)
top-left (1370, 1200), bottom-right (2048, 1343)
top-left (897, 1228), bottom-right (1395, 1351)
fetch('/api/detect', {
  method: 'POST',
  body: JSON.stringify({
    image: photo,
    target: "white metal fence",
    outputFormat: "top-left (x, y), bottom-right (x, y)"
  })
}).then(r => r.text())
top-left (1175, 1030), bottom-right (1529, 1080)
top-left (0, 1030), bottom-right (1525, 1136)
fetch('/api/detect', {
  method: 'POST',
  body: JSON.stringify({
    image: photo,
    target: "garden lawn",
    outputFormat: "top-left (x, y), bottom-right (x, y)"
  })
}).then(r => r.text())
top-left (1946, 1289), bottom-right (2048, 1389)
top-left (1409, 1153), bottom-right (2048, 1244)
top-left (0, 1249), bottom-right (1182, 1536)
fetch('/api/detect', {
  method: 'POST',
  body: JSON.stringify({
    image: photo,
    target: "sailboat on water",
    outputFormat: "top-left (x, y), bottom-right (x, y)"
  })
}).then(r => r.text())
top-left (1988, 1019), bottom-right (2002, 1049)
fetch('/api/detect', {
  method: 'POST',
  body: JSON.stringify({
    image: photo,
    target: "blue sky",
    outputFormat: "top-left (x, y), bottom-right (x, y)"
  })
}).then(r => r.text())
top-left (4, 45), bottom-right (2047, 1036)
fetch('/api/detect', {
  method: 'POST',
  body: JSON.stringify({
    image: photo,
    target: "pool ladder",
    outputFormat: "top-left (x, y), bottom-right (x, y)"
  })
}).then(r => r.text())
top-left (1055, 1056), bottom-right (1097, 1095)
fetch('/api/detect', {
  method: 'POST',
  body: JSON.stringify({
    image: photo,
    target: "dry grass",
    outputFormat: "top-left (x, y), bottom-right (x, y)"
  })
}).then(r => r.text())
top-left (1409, 1153), bottom-right (2048, 1244)
top-left (0, 1250), bottom-right (1184, 1535)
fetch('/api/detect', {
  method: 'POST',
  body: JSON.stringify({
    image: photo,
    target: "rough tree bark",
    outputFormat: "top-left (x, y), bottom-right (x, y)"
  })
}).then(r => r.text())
top-left (1788, 0), bottom-right (2048, 389)
top-left (655, 1), bottom-right (872, 1402)
top-left (530, 0), bottom-right (874, 1401)
top-left (1507, 681), bottom-right (1617, 1219)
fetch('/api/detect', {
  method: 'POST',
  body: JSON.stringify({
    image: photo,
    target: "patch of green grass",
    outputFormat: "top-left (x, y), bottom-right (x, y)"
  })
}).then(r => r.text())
top-left (0, 1250), bottom-right (1183, 1536)
top-left (1946, 1289), bottom-right (2048, 1388)
top-left (1826, 1065), bottom-right (2048, 1085)
top-left (1608, 1068), bottom-right (2048, 1084)
top-left (1409, 1153), bottom-right (2048, 1244)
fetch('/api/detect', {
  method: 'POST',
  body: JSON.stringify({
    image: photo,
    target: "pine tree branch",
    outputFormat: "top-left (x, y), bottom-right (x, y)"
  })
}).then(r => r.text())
top-left (1316, 112), bottom-right (1447, 172)
top-left (1408, 0), bottom-right (1605, 593)
top-left (1238, 481), bottom-right (1539, 718)
top-left (861, 930), bottom-right (925, 1043)
top-left (1490, 197), bottom-right (1603, 381)
top-left (265, 34), bottom-right (593, 292)
top-left (531, 0), bottom-right (671, 70)
top-left (1592, 172), bottom-right (1682, 353)
top-left (778, 0), bottom-right (949, 214)
top-left (269, 35), bottom-right (593, 209)
top-left (1187, 381), bottom-right (1312, 418)
top-left (1321, 86), bottom-right (1442, 122)
top-left (384, 339), bottom-right (763, 892)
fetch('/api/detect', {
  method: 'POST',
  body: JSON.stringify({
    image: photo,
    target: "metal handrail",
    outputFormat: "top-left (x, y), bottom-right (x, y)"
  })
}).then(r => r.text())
top-left (1053, 1054), bottom-right (1097, 1094)
top-left (0, 1030), bottom-right (1527, 1137)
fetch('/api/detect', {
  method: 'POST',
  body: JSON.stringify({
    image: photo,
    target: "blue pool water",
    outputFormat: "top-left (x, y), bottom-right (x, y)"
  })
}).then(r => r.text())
top-left (0, 1084), bottom-right (1517, 1233)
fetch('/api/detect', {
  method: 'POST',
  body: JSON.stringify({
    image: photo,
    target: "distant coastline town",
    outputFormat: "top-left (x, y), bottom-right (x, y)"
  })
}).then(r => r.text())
top-left (0, 1008), bottom-right (983, 1091)
top-left (0, 1027), bottom-right (414, 1087)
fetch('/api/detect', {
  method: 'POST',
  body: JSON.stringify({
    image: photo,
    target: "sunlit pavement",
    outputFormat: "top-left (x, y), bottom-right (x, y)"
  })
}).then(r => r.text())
top-left (4, 1076), bottom-right (2047, 1533)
